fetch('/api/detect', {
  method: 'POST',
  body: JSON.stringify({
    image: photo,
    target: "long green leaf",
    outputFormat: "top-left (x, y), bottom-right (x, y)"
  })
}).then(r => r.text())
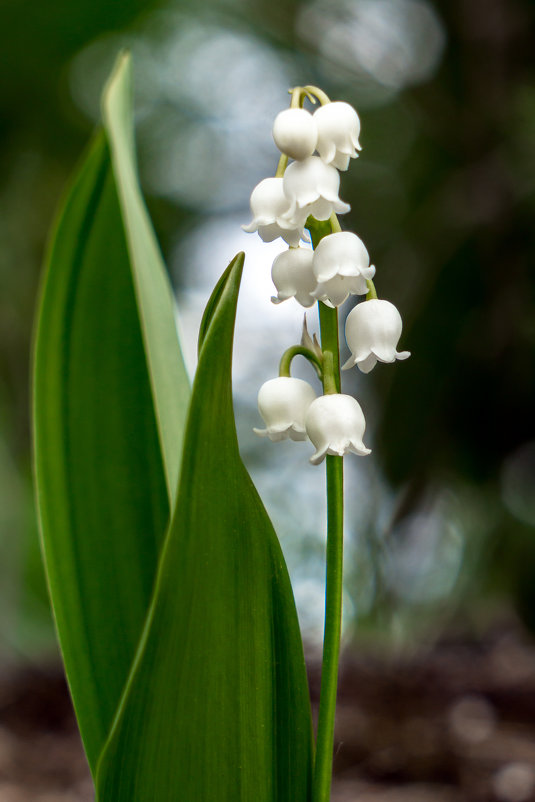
top-left (33, 56), bottom-right (189, 772)
top-left (96, 253), bottom-right (313, 802)
top-left (102, 52), bottom-right (189, 502)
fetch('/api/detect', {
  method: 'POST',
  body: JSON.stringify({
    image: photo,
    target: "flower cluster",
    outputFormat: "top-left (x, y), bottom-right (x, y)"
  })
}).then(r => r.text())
top-left (244, 86), bottom-right (410, 465)
top-left (242, 100), bottom-right (358, 249)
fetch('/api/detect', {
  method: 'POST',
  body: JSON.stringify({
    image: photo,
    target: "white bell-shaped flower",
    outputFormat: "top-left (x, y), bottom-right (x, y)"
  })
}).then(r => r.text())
top-left (254, 377), bottom-right (317, 442)
top-left (342, 299), bottom-right (411, 373)
top-left (272, 108), bottom-right (318, 161)
top-left (305, 394), bottom-right (371, 465)
top-left (282, 156), bottom-right (350, 225)
top-left (242, 177), bottom-right (307, 246)
top-left (313, 232), bottom-right (375, 284)
top-left (314, 101), bottom-right (362, 171)
top-left (312, 232), bottom-right (375, 307)
top-left (271, 247), bottom-right (317, 308)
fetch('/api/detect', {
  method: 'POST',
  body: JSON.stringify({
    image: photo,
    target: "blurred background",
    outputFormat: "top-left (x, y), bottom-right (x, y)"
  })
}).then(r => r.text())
top-left (1, 0), bottom-right (535, 799)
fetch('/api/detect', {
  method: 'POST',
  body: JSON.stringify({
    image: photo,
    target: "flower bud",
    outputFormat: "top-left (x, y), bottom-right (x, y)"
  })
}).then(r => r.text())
top-left (272, 108), bottom-right (318, 161)
top-left (342, 299), bottom-right (411, 373)
top-left (314, 101), bottom-right (362, 171)
top-left (282, 156), bottom-right (350, 225)
top-left (242, 177), bottom-right (307, 246)
top-left (254, 377), bottom-right (317, 442)
top-left (305, 394), bottom-right (371, 465)
top-left (271, 247), bottom-right (317, 308)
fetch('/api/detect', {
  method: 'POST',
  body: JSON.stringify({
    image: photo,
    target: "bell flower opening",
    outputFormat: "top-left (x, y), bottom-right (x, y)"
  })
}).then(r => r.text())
top-left (313, 274), bottom-right (371, 308)
top-left (305, 393), bottom-right (371, 465)
top-left (342, 298), bottom-right (411, 373)
top-left (254, 376), bottom-right (317, 442)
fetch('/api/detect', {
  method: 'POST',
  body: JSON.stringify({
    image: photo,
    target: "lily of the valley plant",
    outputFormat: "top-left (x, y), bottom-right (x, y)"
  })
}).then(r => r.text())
top-left (32, 53), bottom-right (409, 802)
top-left (245, 84), bottom-right (409, 799)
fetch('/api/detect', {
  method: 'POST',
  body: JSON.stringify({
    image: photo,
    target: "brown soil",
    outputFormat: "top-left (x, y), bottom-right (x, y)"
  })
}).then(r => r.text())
top-left (2, 623), bottom-right (535, 801)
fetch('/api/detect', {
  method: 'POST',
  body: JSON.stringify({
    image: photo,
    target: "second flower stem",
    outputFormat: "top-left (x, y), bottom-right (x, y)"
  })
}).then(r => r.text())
top-left (313, 301), bottom-right (344, 802)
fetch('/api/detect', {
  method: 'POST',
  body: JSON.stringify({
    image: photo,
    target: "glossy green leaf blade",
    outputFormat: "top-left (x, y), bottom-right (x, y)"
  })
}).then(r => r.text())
top-left (33, 132), bottom-right (171, 770)
top-left (34, 53), bottom-right (190, 770)
top-left (96, 253), bottom-right (313, 802)
top-left (102, 52), bottom-right (189, 503)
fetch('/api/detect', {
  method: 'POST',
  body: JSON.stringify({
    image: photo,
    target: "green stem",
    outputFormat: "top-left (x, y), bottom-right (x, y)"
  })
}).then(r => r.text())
top-left (303, 85), bottom-right (331, 106)
top-left (328, 212), bottom-right (342, 234)
top-left (290, 87), bottom-right (303, 108)
top-left (321, 351), bottom-right (337, 395)
top-left (275, 153), bottom-right (288, 178)
top-left (318, 304), bottom-right (341, 392)
top-left (313, 301), bottom-right (344, 802)
top-left (366, 278), bottom-right (378, 300)
top-left (279, 345), bottom-right (323, 381)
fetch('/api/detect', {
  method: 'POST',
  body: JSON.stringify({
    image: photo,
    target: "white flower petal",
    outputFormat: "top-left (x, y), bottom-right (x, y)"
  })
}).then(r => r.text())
top-left (314, 273), bottom-right (368, 307)
top-left (309, 197), bottom-right (336, 221)
top-left (310, 443), bottom-right (329, 466)
top-left (356, 353), bottom-right (378, 373)
top-left (288, 426), bottom-right (308, 442)
top-left (331, 152), bottom-right (352, 171)
top-left (256, 223), bottom-right (284, 243)
top-left (349, 439), bottom-right (372, 456)
top-left (370, 344), bottom-right (397, 363)
top-left (333, 199), bottom-right (351, 215)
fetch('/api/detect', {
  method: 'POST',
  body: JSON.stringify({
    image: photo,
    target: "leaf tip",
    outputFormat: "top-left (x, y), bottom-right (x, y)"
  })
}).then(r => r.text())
top-left (101, 50), bottom-right (133, 125)
top-left (197, 251), bottom-right (245, 355)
